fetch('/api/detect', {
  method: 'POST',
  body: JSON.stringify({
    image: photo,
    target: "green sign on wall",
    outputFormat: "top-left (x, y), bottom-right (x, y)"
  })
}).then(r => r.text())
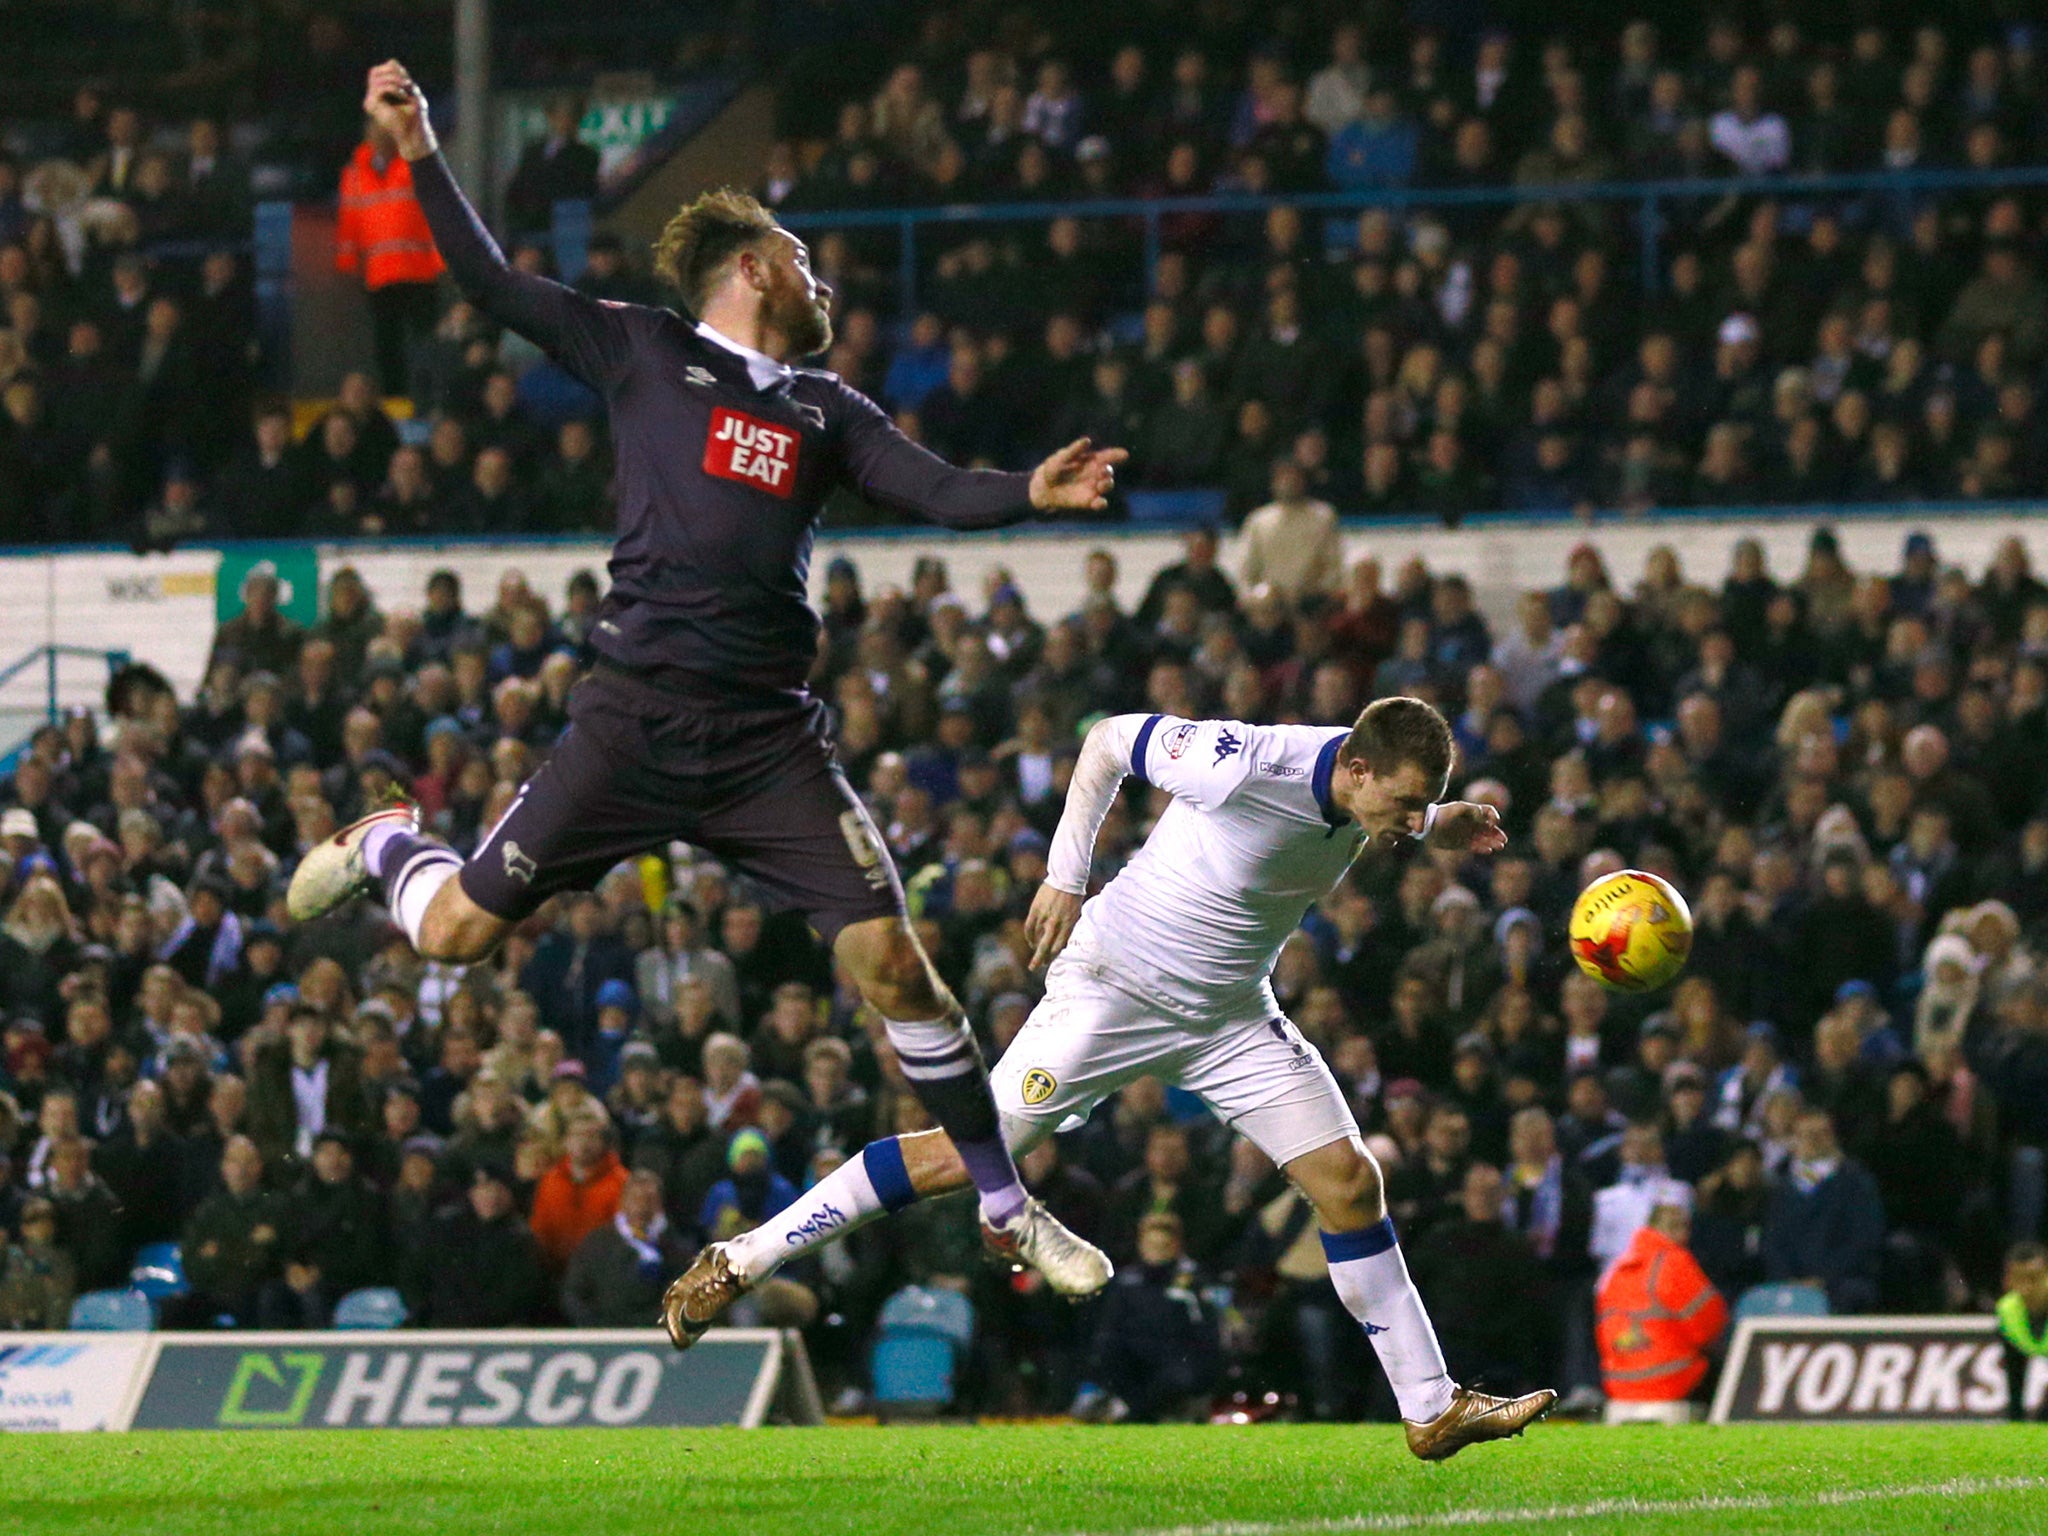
top-left (128, 1332), bottom-right (817, 1429)
top-left (215, 544), bottom-right (320, 628)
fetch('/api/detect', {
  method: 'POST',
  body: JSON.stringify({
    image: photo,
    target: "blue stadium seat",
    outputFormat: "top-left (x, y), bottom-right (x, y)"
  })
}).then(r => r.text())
top-left (870, 1333), bottom-right (958, 1406)
top-left (870, 1286), bottom-right (975, 1409)
top-left (129, 1242), bottom-right (188, 1301)
top-left (1124, 488), bottom-right (1227, 525)
top-left (333, 1287), bottom-right (410, 1330)
top-left (878, 1285), bottom-right (974, 1345)
top-left (1735, 1283), bottom-right (1830, 1320)
top-left (69, 1288), bottom-right (155, 1331)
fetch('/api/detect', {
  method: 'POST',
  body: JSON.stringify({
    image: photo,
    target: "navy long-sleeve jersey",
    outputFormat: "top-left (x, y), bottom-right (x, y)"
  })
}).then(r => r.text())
top-left (410, 153), bottom-right (1035, 692)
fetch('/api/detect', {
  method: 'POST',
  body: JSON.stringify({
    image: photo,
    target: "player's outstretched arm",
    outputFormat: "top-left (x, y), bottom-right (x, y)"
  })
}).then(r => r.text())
top-left (363, 60), bottom-right (631, 391)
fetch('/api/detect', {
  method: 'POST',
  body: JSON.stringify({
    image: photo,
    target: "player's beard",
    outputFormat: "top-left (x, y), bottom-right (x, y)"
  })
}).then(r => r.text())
top-left (770, 282), bottom-right (833, 359)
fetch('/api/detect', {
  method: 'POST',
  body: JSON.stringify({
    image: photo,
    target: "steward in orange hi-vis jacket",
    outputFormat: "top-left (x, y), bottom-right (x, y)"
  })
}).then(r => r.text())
top-left (1595, 1197), bottom-right (1729, 1402)
top-left (336, 139), bottom-right (445, 288)
top-left (336, 131), bottom-right (446, 395)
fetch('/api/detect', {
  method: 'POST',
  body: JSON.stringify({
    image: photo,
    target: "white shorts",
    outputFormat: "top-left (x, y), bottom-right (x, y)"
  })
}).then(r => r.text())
top-left (989, 957), bottom-right (1360, 1168)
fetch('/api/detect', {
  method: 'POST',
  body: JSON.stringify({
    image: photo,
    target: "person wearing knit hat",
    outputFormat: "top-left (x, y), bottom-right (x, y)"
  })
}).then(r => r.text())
top-left (699, 1127), bottom-right (797, 1243)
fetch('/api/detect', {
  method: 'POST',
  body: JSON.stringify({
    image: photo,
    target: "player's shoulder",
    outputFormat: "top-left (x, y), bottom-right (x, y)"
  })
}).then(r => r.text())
top-left (1239, 725), bottom-right (1351, 820)
top-left (1142, 715), bottom-right (1256, 773)
top-left (798, 368), bottom-right (886, 429)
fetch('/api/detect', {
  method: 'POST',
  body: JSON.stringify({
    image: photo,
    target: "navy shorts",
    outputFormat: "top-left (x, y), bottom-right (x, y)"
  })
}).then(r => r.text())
top-left (460, 662), bottom-right (904, 944)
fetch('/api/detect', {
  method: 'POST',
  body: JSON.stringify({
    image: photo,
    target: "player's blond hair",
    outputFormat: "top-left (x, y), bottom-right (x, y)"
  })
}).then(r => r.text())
top-left (651, 187), bottom-right (782, 314)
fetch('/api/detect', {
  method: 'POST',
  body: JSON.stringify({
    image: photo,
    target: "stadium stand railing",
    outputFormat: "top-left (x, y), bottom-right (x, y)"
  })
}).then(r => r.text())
top-left (0, 645), bottom-right (134, 771)
top-left (775, 165), bottom-right (2048, 320)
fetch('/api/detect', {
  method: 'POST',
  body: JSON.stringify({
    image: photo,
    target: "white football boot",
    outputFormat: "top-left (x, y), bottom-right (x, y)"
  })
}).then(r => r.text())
top-left (286, 803), bottom-right (419, 922)
top-left (981, 1198), bottom-right (1114, 1296)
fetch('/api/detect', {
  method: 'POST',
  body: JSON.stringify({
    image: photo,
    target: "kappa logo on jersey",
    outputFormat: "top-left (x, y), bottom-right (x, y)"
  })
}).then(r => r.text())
top-left (1162, 722), bottom-right (1198, 759)
top-left (502, 841), bottom-right (538, 885)
top-left (1213, 727), bottom-right (1243, 766)
top-left (790, 400), bottom-right (827, 430)
top-left (704, 408), bottom-right (801, 497)
top-left (1020, 1068), bottom-right (1057, 1106)
top-left (1257, 761), bottom-right (1305, 778)
top-left (683, 365), bottom-right (718, 386)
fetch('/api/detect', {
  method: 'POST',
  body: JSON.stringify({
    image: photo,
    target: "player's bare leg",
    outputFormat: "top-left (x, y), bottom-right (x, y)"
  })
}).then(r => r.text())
top-left (662, 1119), bottom-right (1108, 1349)
top-left (1286, 1135), bottom-right (1555, 1460)
top-left (830, 913), bottom-right (1084, 1253)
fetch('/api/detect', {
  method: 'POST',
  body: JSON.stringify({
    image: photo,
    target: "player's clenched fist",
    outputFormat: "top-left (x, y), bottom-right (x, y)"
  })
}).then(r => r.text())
top-left (363, 60), bottom-right (438, 161)
top-left (1024, 884), bottom-right (1084, 971)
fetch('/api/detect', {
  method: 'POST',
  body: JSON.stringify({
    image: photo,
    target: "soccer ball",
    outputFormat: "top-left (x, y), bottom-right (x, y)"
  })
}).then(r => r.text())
top-left (1568, 869), bottom-right (1693, 994)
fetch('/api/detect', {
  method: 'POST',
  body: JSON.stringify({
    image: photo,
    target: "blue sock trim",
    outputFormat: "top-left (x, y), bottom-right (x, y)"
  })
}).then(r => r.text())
top-left (1320, 1217), bottom-right (1398, 1265)
top-left (863, 1137), bottom-right (917, 1213)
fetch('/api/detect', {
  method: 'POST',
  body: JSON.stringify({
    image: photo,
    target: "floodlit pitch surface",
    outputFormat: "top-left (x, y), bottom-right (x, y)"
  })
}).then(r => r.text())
top-left (2, 1423), bottom-right (2041, 1534)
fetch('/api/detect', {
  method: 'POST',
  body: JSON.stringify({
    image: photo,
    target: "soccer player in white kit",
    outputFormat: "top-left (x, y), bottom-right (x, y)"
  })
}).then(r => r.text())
top-left (663, 696), bottom-right (1555, 1458)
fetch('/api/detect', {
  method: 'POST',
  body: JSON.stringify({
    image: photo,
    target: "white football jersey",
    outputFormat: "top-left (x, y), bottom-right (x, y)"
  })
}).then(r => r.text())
top-left (1060, 715), bottom-right (1371, 1021)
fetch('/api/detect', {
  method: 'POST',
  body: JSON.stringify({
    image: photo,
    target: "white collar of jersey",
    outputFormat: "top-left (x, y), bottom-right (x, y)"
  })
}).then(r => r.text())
top-left (694, 320), bottom-right (794, 393)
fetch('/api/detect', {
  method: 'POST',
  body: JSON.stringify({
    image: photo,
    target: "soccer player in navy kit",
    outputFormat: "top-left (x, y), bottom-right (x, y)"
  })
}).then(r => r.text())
top-left (291, 62), bottom-right (1122, 1332)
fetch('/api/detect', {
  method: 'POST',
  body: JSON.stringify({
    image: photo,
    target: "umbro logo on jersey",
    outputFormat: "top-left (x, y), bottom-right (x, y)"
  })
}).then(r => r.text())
top-left (1162, 723), bottom-right (1198, 759)
top-left (1213, 728), bottom-right (1242, 765)
top-left (684, 365), bottom-right (718, 387)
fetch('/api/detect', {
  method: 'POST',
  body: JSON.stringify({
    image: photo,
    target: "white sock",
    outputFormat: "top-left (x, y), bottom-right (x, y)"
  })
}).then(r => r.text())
top-left (727, 1137), bottom-right (918, 1282)
top-left (1321, 1218), bottom-right (1456, 1423)
top-left (360, 817), bottom-right (408, 876)
top-left (390, 849), bottom-right (462, 950)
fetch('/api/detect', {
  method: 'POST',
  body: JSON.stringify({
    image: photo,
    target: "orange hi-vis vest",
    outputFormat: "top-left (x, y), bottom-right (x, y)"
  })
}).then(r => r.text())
top-left (336, 143), bottom-right (447, 291)
top-left (1595, 1224), bottom-right (1730, 1401)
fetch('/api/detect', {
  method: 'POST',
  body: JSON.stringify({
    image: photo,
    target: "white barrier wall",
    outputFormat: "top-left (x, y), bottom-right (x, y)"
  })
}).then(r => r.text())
top-left (0, 509), bottom-right (2043, 714)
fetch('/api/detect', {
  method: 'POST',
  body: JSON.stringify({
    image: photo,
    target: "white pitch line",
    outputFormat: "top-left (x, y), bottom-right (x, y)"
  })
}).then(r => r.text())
top-left (1062, 1473), bottom-right (2048, 1536)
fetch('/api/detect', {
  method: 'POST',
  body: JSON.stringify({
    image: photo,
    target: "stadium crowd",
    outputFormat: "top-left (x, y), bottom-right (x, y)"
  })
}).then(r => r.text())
top-left (0, 518), bottom-right (2046, 1421)
top-left (9, 13), bottom-right (2048, 543)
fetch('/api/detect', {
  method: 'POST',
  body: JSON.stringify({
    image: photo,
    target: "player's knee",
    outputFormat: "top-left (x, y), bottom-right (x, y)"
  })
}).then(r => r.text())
top-left (1305, 1139), bottom-right (1386, 1226)
top-left (415, 889), bottom-right (504, 965)
top-left (852, 924), bottom-right (944, 1017)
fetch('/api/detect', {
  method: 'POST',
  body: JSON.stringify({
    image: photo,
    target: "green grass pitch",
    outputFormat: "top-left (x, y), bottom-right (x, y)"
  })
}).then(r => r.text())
top-left (2, 1423), bottom-right (2041, 1535)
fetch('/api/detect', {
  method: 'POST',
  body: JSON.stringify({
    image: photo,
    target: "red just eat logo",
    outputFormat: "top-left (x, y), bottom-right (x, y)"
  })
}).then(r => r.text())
top-left (703, 407), bottom-right (801, 498)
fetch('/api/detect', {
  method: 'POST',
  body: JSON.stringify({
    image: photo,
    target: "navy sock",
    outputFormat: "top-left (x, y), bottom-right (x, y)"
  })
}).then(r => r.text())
top-left (883, 1011), bottom-right (1026, 1220)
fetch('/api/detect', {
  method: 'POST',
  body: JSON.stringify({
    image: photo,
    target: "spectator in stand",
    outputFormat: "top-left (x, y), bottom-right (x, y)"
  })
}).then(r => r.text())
top-left (562, 1167), bottom-right (690, 1326)
top-left (699, 1122), bottom-right (802, 1251)
top-left (0, 1197), bottom-right (72, 1329)
top-left (407, 1162), bottom-right (549, 1327)
top-left (1410, 1162), bottom-right (1555, 1397)
top-left (1239, 459), bottom-right (1341, 601)
top-left (335, 113), bottom-right (446, 395)
top-left (1595, 1181), bottom-right (1727, 1419)
top-left (505, 98), bottom-right (601, 236)
top-left (1077, 1212), bottom-right (1221, 1423)
top-left (529, 1109), bottom-right (628, 1272)
top-left (1708, 66), bottom-right (1792, 177)
top-left (181, 1135), bottom-right (288, 1327)
top-left (1763, 1107), bottom-right (1886, 1312)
